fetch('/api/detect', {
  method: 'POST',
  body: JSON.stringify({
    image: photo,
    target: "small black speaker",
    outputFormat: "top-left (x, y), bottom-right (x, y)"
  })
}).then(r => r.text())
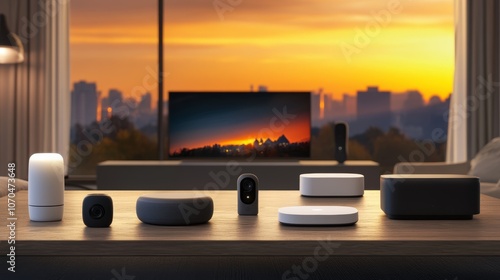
top-left (334, 122), bottom-right (348, 163)
top-left (82, 194), bottom-right (113, 227)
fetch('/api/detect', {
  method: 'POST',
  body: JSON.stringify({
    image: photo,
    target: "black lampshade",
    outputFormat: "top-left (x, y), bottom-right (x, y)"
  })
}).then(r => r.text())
top-left (0, 14), bottom-right (15, 46)
top-left (0, 13), bottom-right (24, 64)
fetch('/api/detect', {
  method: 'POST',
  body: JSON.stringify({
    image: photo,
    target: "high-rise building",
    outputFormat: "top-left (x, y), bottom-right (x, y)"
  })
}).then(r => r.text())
top-left (108, 89), bottom-right (123, 106)
top-left (403, 90), bottom-right (424, 111)
top-left (356, 86), bottom-right (391, 131)
top-left (108, 89), bottom-right (123, 111)
top-left (342, 94), bottom-right (357, 119)
top-left (323, 93), bottom-right (349, 121)
top-left (311, 91), bottom-right (321, 127)
top-left (71, 81), bottom-right (97, 127)
top-left (357, 86), bottom-right (391, 117)
top-left (133, 92), bottom-right (155, 129)
top-left (139, 92), bottom-right (152, 114)
top-left (99, 89), bottom-right (123, 121)
top-left (323, 94), bottom-right (334, 121)
top-left (391, 92), bottom-right (408, 112)
top-left (101, 97), bottom-right (110, 121)
top-left (332, 99), bottom-right (346, 120)
top-left (428, 95), bottom-right (443, 106)
top-left (399, 90), bottom-right (425, 136)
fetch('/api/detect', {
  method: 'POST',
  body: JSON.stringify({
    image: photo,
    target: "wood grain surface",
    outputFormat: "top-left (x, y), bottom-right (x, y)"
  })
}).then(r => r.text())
top-left (1, 190), bottom-right (499, 256)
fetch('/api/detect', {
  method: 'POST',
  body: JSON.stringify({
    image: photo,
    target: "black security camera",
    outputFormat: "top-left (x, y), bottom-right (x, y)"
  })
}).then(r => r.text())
top-left (237, 173), bottom-right (259, 215)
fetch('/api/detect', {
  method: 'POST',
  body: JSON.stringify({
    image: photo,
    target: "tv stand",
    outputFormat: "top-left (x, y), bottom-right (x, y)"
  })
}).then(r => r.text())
top-left (97, 160), bottom-right (380, 190)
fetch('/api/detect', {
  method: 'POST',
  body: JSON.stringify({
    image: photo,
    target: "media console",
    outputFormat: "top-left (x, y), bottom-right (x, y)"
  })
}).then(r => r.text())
top-left (96, 160), bottom-right (380, 190)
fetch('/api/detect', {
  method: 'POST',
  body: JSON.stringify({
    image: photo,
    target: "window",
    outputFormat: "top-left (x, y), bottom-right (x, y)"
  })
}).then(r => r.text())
top-left (163, 0), bottom-right (454, 173)
top-left (70, 0), bottom-right (453, 175)
top-left (69, 0), bottom-right (159, 175)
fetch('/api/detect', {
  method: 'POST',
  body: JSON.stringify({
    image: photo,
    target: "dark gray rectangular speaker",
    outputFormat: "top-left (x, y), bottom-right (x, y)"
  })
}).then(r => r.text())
top-left (380, 174), bottom-right (480, 219)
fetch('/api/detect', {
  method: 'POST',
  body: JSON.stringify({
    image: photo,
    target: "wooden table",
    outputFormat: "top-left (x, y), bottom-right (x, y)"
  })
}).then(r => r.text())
top-left (2, 190), bottom-right (500, 256)
top-left (2, 190), bottom-right (500, 279)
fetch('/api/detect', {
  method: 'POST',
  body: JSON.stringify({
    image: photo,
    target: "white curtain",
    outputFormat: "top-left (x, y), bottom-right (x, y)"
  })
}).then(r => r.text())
top-left (0, 0), bottom-right (70, 179)
top-left (446, 0), bottom-right (468, 163)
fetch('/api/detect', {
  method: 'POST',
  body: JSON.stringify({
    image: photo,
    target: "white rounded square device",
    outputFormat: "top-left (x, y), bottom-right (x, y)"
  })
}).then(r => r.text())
top-left (279, 206), bottom-right (358, 226)
top-left (28, 153), bottom-right (65, 221)
top-left (300, 173), bottom-right (364, 197)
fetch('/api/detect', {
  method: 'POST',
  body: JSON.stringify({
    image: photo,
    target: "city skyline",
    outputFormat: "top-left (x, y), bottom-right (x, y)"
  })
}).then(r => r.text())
top-left (70, 0), bottom-right (454, 105)
top-left (71, 79), bottom-right (450, 130)
top-left (71, 81), bottom-right (158, 133)
top-left (72, 78), bottom-right (450, 123)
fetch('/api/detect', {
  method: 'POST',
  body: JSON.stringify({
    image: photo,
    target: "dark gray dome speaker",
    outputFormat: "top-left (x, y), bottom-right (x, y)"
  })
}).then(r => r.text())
top-left (136, 193), bottom-right (214, 226)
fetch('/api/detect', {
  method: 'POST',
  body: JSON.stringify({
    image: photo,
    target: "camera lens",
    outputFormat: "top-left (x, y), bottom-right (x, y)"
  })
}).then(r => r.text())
top-left (241, 178), bottom-right (254, 192)
top-left (89, 204), bottom-right (105, 219)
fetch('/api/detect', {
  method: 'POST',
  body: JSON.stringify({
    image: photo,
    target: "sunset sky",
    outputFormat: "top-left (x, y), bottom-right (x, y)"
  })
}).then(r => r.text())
top-left (70, 0), bottom-right (454, 106)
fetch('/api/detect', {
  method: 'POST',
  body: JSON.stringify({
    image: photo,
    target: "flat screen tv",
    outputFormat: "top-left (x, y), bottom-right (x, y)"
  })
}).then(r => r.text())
top-left (168, 91), bottom-right (311, 159)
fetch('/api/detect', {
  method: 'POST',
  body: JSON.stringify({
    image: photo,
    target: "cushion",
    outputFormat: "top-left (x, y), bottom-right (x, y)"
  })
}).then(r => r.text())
top-left (0, 177), bottom-right (28, 197)
top-left (480, 181), bottom-right (500, 199)
top-left (469, 137), bottom-right (500, 183)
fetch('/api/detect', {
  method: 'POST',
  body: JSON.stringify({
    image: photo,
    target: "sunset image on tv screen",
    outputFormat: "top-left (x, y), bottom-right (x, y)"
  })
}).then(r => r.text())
top-left (168, 92), bottom-right (311, 158)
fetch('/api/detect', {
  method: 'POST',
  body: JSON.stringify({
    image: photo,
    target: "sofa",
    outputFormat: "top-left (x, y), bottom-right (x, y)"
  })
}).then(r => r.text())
top-left (393, 137), bottom-right (500, 199)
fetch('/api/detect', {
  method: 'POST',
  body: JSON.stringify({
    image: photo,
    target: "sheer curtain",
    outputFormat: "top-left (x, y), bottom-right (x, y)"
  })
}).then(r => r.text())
top-left (0, 0), bottom-right (70, 179)
top-left (447, 0), bottom-right (500, 162)
top-left (446, 0), bottom-right (468, 163)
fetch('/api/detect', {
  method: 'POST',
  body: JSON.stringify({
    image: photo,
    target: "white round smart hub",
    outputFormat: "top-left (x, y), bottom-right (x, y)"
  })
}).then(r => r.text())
top-left (278, 206), bottom-right (358, 226)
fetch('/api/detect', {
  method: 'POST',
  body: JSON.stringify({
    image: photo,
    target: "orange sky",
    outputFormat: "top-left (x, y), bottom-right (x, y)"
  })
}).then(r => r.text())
top-left (70, 0), bottom-right (454, 105)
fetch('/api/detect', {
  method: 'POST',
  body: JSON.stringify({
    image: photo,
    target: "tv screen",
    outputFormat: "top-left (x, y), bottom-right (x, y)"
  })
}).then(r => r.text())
top-left (168, 91), bottom-right (311, 159)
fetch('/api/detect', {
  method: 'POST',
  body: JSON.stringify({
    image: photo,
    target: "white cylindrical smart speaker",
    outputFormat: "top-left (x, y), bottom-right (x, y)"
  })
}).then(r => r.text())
top-left (28, 153), bottom-right (65, 221)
